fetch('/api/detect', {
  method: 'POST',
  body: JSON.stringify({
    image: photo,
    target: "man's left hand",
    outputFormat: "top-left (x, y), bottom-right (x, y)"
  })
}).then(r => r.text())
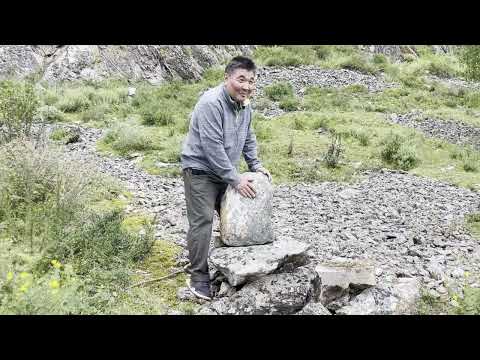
top-left (256, 167), bottom-right (272, 182)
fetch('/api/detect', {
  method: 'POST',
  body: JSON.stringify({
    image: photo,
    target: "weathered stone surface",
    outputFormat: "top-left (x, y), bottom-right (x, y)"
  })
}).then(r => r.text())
top-left (336, 277), bottom-right (421, 315)
top-left (220, 172), bottom-right (274, 246)
top-left (217, 281), bottom-right (236, 298)
top-left (315, 259), bottom-right (376, 305)
top-left (209, 237), bottom-right (310, 286)
top-left (296, 302), bottom-right (332, 315)
top-left (199, 266), bottom-right (320, 315)
top-left (0, 45), bottom-right (255, 84)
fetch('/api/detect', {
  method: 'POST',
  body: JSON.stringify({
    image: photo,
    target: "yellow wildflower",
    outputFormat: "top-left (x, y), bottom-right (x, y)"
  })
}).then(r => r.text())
top-left (19, 272), bottom-right (30, 279)
top-left (49, 280), bottom-right (60, 289)
top-left (19, 283), bottom-right (29, 293)
top-left (51, 260), bottom-right (61, 269)
top-left (6, 272), bottom-right (13, 281)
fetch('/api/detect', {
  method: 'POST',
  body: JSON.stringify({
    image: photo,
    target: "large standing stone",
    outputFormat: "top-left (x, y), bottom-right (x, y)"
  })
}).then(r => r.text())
top-left (315, 259), bottom-right (376, 305)
top-left (209, 237), bottom-right (310, 286)
top-left (220, 172), bottom-right (274, 246)
top-left (198, 266), bottom-right (320, 315)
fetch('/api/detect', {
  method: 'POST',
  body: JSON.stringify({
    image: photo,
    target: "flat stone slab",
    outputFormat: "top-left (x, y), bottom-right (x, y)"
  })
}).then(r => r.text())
top-left (209, 238), bottom-right (310, 286)
top-left (315, 259), bottom-right (376, 305)
top-left (220, 172), bottom-right (274, 246)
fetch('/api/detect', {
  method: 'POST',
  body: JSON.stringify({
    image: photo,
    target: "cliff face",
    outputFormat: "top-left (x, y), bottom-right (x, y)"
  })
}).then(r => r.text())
top-left (0, 45), bottom-right (255, 84)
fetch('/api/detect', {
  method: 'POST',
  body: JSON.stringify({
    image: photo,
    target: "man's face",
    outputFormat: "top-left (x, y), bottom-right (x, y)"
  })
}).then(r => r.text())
top-left (225, 68), bottom-right (256, 104)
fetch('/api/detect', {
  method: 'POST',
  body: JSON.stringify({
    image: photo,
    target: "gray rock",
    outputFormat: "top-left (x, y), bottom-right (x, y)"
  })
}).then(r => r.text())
top-left (209, 237), bottom-right (310, 286)
top-left (315, 259), bottom-right (376, 305)
top-left (220, 172), bottom-right (274, 246)
top-left (199, 266), bottom-right (320, 315)
top-left (296, 302), bottom-right (332, 315)
top-left (0, 45), bottom-right (255, 84)
top-left (337, 277), bottom-right (421, 315)
top-left (217, 281), bottom-right (236, 298)
top-left (426, 262), bottom-right (444, 280)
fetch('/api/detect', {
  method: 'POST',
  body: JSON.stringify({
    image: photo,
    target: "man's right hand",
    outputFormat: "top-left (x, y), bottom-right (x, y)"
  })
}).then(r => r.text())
top-left (235, 177), bottom-right (256, 199)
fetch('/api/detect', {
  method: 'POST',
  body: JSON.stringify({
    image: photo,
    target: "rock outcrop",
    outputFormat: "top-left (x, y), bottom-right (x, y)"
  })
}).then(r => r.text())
top-left (0, 45), bottom-right (255, 84)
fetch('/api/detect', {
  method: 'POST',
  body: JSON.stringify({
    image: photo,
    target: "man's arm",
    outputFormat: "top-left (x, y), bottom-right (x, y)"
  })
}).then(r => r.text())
top-left (197, 102), bottom-right (241, 187)
top-left (243, 117), bottom-right (262, 172)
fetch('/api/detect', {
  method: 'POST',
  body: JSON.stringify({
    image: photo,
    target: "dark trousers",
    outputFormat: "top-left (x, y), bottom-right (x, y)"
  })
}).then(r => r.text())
top-left (183, 168), bottom-right (228, 282)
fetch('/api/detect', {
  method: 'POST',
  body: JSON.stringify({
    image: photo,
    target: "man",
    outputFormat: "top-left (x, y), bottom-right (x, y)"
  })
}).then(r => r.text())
top-left (180, 56), bottom-right (271, 300)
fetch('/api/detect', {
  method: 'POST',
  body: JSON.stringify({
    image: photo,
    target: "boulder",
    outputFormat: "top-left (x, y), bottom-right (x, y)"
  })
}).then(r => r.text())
top-left (336, 277), bottom-right (421, 315)
top-left (209, 237), bottom-right (310, 286)
top-left (315, 259), bottom-right (376, 305)
top-left (220, 172), bottom-right (274, 246)
top-left (199, 266), bottom-right (320, 315)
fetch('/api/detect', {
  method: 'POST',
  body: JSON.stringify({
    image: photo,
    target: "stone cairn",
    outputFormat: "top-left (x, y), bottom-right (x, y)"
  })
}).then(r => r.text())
top-left (177, 172), bottom-right (421, 315)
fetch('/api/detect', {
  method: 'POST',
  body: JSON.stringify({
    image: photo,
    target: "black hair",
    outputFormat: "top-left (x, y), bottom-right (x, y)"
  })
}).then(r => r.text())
top-left (225, 56), bottom-right (256, 76)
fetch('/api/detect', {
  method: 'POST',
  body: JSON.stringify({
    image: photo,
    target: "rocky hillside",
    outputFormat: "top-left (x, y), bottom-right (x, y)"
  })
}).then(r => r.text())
top-left (0, 45), bottom-right (255, 84)
top-left (0, 45), bottom-right (457, 85)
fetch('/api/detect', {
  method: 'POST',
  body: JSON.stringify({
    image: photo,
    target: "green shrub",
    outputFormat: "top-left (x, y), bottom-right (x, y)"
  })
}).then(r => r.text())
top-left (103, 123), bottom-right (158, 155)
top-left (57, 89), bottom-right (91, 113)
top-left (352, 130), bottom-right (370, 146)
top-left (312, 45), bottom-right (331, 60)
top-left (35, 105), bottom-right (65, 123)
top-left (253, 97), bottom-right (274, 111)
top-left (339, 54), bottom-right (377, 74)
top-left (380, 133), bottom-right (420, 170)
top-left (0, 80), bottom-right (39, 143)
top-left (80, 104), bottom-right (108, 123)
top-left (279, 97), bottom-right (300, 112)
top-left (140, 103), bottom-right (176, 127)
top-left (465, 92), bottom-right (480, 108)
top-left (461, 46), bottom-right (480, 81)
top-left (324, 133), bottom-right (343, 168)
top-left (264, 82), bottom-right (294, 101)
top-left (426, 59), bottom-right (458, 78)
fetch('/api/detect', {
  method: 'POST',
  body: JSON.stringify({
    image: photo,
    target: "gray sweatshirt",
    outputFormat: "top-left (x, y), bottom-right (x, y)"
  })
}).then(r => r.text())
top-left (180, 84), bottom-right (262, 187)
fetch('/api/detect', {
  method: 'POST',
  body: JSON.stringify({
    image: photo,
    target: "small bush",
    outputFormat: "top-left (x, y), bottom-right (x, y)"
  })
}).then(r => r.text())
top-left (279, 97), bottom-right (300, 112)
top-left (80, 104), bottom-right (108, 123)
top-left (324, 133), bottom-right (343, 168)
top-left (264, 82), bottom-right (294, 101)
top-left (140, 105), bottom-right (176, 127)
top-left (463, 158), bottom-right (479, 172)
top-left (0, 80), bottom-right (39, 143)
top-left (380, 133), bottom-right (420, 170)
top-left (312, 45), bottom-right (331, 60)
top-left (35, 105), bottom-right (65, 123)
top-left (253, 97), bottom-right (274, 111)
top-left (427, 59), bottom-right (458, 78)
top-left (465, 92), bottom-right (480, 108)
top-left (292, 116), bottom-right (306, 130)
top-left (461, 46), bottom-right (480, 81)
top-left (310, 116), bottom-right (330, 131)
top-left (103, 123), bottom-right (158, 155)
top-left (352, 130), bottom-right (370, 146)
top-left (339, 54), bottom-right (377, 75)
top-left (57, 89), bottom-right (91, 113)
